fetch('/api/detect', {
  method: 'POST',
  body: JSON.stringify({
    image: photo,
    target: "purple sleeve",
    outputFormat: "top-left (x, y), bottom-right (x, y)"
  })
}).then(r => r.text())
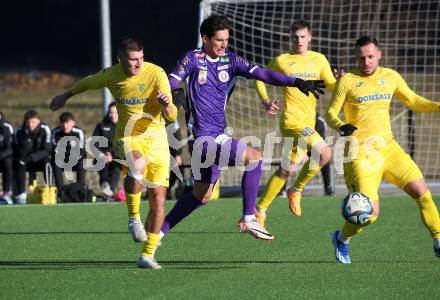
top-left (250, 67), bottom-right (296, 87)
top-left (169, 51), bottom-right (195, 89)
top-left (169, 76), bottom-right (180, 90)
top-left (232, 54), bottom-right (296, 87)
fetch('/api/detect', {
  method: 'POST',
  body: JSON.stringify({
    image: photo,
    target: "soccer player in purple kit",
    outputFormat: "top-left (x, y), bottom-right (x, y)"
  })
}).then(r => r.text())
top-left (160, 15), bottom-right (325, 242)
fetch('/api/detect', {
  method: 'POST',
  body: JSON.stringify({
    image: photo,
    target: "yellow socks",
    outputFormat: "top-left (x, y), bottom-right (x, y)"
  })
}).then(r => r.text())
top-left (142, 232), bottom-right (160, 257)
top-left (415, 190), bottom-right (440, 238)
top-left (258, 172), bottom-right (287, 211)
top-left (294, 160), bottom-right (320, 191)
top-left (126, 192), bottom-right (142, 218)
top-left (342, 216), bottom-right (378, 239)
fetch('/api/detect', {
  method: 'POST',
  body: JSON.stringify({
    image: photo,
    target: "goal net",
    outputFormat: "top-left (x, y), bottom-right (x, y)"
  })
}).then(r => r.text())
top-left (198, 0), bottom-right (440, 193)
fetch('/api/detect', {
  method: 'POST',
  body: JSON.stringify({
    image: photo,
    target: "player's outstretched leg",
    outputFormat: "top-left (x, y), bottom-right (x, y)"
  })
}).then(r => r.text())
top-left (331, 230), bottom-right (351, 264)
top-left (255, 207), bottom-right (267, 227)
top-left (289, 141), bottom-right (332, 216)
top-left (412, 190), bottom-right (440, 257)
top-left (128, 216), bottom-right (147, 242)
top-left (238, 218), bottom-right (274, 240)
top-left (138, 232), bottom-right (162, 269)
top-left (332, 215), bottom-right (378, 263)
top-left (161, 192), bottom-right (204, 236)
top-left (238, 160), bottom-right (273, 240)
top-left (257, 168), bottom-right (290, 227)
top-left (126, 189), bottom-right (147, 242)
top-left (138, 254), bottom-right (162, 269)
top-left (287, 188), bottom-right (302, 216)
top-left (138, 187), bottom-right (167, 269)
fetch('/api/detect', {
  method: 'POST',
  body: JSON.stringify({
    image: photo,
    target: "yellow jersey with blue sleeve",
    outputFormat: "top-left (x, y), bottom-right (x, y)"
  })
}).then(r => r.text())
top-left (326, 66), bottom-right (440, 147)
top-left (256, 50), bottom-right (336, 130)
top-left (70, 62), bottom-right (176, 140)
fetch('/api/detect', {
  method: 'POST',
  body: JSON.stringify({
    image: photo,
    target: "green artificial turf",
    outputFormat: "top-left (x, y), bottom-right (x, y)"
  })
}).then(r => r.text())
top-left (1, 195), bottom-right (439, 299)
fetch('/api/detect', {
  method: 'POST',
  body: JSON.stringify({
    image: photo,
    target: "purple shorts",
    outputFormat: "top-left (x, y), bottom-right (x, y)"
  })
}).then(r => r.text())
top-left (189, 135), bottom-right (247, 184)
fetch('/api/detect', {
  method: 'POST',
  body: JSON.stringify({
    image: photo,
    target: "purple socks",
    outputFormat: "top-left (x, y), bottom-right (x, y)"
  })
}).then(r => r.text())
top-left (241, 160), bottom-right (262, 216)
top-left (161, 192), bottom-right (203, 234)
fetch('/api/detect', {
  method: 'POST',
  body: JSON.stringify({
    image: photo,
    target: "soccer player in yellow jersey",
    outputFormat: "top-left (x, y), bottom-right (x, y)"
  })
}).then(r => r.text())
top-left (256, 20), bottom-right (341, 226)
top-left (50, 37), bottom-right (177, 269)
top-left (326, 36), bottom-right (440, 263)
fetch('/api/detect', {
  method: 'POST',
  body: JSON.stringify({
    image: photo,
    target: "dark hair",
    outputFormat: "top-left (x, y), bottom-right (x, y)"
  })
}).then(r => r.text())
top-left (200, 15), bottom-right (230, 39)
top-left (118, 36), bottom-right (143, 55)
top-left (107, 101), bottom-right (116, 115)
top-left (291, 20), bottom-right (310, 33)
top-left (59, 111), bottom-right (75, 123)
top-left (24, 110), bottom-right (39, 123)
top-left (355, 35), bottom-right (380, 49)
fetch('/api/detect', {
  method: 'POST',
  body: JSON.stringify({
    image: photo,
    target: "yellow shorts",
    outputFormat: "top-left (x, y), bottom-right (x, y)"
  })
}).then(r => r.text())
top-left (343, 139), bottom-right (423, 201)
top-left (281, 125), bottom-right (325, 163)
top-left (114, 135), bottom-right (170, 187)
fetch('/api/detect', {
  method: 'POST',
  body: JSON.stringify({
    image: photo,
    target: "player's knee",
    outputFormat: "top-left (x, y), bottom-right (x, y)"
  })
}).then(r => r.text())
top-left (276, 167), bottom-right (291, 179)
top-left (404, 179), bottom-right (428, 199)
top-left (320, 145), bottom-right (332, 166)
top-left (244, 148), bottom-right (262, 165)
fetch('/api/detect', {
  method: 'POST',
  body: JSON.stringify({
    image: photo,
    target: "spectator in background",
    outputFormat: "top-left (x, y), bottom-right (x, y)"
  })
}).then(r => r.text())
top-left (166, 119), bottom-right (184, 200)
top-left (0, 112), bottom-right (14, 204)
top-left (92, 101), bottom-right (121, 199)
top-left (52, 112), bottom-right (86, 194)
top-left (14, 110), bottom-right (52, 204)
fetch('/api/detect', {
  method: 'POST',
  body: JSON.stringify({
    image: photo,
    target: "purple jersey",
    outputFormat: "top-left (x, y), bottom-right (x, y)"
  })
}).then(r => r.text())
top-left (170, 49), bottom-right (259, 138)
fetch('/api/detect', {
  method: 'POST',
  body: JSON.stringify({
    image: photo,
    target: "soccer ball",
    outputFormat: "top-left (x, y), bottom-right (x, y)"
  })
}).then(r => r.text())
top-left (341, 192), bottom-right (373, 225)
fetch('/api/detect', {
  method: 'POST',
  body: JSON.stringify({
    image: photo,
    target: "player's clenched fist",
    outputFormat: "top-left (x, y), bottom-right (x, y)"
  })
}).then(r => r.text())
top-left (157, 90), bottom-right (170, 107)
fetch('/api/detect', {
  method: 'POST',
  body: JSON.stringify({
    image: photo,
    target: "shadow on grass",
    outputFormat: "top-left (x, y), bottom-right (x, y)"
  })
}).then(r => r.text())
top-left (0, 260), bottom-right (134, 270)
top-left (0, 259), bottom-right (333, 270)
top-left (0, 231), bottom-right (238, 235)
top-left (0, 231), bottom-right (127, 235)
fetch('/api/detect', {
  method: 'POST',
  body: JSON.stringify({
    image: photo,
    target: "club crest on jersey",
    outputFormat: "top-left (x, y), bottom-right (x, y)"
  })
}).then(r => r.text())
top-left (198, 69), bottom-right (207, 84)
top-left (379, 78), bottom-right (386, 86)
top-left (138, 84), bottom-right (145, 91)
top-left (218, 70), bottom-right (230, 83)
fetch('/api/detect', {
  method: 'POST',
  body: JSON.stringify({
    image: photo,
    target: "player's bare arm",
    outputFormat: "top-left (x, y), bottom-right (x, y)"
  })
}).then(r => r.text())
top-left (157, 90), bottom-right (176, 120)
top-left (262, 98), bottom-right (280, 115)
